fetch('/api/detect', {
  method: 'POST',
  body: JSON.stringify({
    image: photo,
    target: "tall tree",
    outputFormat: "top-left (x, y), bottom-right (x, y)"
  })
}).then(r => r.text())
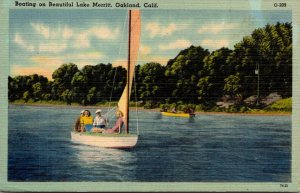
top-left (226, 22), bottom-right (292, 98)
top-left (52, 63), bottom-right (79, 101)
top-left (138, 62), bottom-right (166, 102)
top-left (223, 73), bottom-right (243, 98)
top-left (165, 45), bottom-right (210, 103)
top-left (198, 47), bottom-right (233, 102)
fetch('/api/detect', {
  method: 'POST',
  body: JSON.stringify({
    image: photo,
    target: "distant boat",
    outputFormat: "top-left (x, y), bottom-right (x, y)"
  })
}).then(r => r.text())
top-left (71, 10), bottom-right (141, 148)
top-left (161, 111), bottom-right (195, 118)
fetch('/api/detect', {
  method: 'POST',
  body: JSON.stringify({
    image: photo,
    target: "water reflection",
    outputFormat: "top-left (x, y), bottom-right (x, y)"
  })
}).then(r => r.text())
top-left (70, 143), bottom-right (139, 181)
top-left (188, 116), bottom-right (195, 123)
top-left (72, 144), bottom-right (137, 166)
top-left (153, 112), bottom-right (162, 120)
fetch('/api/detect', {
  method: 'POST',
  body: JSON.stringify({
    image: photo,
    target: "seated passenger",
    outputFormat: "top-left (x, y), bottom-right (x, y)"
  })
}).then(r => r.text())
top-left (80, 110), bottom-right (93, 132)
top-left (74, 110), bottom-right (84, 132)
top-left (160, 107), bottom-right (168, 112)
top-left (171, 107), bottom-right (177, 113)
top-left (92, 109), bottom-right (108, 133)
top-left (93, 109), bottom-right (107, 128)
top-left (188, 108), bottom-right (195, 115)
top-left (103, 110), bottom-right (124, 134)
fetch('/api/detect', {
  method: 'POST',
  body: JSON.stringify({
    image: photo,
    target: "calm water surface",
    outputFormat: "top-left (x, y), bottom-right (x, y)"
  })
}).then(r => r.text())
top-left (8, 104), bottom-right (291, 182)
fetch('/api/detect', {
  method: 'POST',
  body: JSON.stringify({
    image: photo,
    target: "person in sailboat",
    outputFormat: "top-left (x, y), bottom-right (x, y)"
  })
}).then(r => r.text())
top-left (74, 110), bottom-right (84, 132)
top-left (91, 109), bottom-right (108, 133)
top-left (93, 109), bottom-right (108, 128)
top-left (103, 110), bottom-right (124, 134)
top-left (80, 110), bottom-right (93, 132)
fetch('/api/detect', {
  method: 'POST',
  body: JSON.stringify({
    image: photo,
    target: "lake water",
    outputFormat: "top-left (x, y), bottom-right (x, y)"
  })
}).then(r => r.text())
top-left (8, 104), bottom-right (291, 182)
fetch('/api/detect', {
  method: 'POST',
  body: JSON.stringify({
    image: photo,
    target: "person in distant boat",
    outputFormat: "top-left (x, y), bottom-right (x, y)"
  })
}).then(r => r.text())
top-left (103, 110), bottom-right (124, 134)
top-left (160, 107), bottom-right (168, 112)
top-left (91, 109), bottom-right (108, 133)
top-left (188, 107), bottom-right (195, 115)
top-left (171, 107), bottom-right (177, 113)
top-left (80, 110), bottom-right (93, 132)
top-left (74, 110), bottom-right (84, 132)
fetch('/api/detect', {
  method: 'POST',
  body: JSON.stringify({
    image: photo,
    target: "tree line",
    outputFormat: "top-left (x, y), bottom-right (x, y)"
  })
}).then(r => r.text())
top-left (9, 22), bottom-right (292, 109)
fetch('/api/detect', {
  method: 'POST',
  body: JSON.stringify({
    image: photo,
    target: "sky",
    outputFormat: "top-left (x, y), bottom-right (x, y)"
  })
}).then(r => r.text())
top-left (9, 9), bottom-right (291, 80)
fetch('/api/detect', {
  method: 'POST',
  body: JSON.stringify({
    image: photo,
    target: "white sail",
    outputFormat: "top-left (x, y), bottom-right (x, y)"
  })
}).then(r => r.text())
top-left (118, 10), bottom-right (141, 133)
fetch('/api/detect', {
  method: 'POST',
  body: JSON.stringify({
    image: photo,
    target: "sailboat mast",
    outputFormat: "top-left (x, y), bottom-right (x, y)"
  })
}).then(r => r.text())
top-left (125, 10), bottom-right (132, 134)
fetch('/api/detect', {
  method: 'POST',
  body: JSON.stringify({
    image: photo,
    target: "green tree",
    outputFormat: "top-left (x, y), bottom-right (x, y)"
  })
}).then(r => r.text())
top-left (223, 73), bottom-right (243, 98)
top-left (71, 71), bottom-right (87, 104)
top-left (138, 62), bottom-right (166, 102)
top-left (22, 91), bottom-right (30, 102)
top-left (32, 82), bottom-right (43, 101)
top-left (165, 45), bottom-right (210, 103)
top-left (61, 89), bottom-right (73, 105)
top-left (8, 76), bottom-right (19, 101)
top-left (87, 87), bottom-right (97, 104)
top-left (198, 47), bottom-right (233, 102)
top-left (227, 22), bottom-right (292, 98)
top-left (52, 63), bottom-right (79, 101)
top-left (80, 63), bottom-right (126, 104)
top-left (8, 74), bottom-right (49, 102)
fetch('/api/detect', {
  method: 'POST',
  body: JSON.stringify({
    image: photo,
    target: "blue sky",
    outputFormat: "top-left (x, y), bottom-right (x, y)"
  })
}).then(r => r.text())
top-left (10, 9), bottom-right (291, 79)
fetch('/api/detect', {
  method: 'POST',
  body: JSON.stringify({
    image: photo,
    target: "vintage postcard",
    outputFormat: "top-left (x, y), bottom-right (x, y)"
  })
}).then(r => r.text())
top-left (0, 0), bottom-right (299, 192)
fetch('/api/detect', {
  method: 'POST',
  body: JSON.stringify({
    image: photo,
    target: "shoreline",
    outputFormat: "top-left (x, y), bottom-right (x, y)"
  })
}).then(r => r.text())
top-left (9, 102), bottom-right (291, 116)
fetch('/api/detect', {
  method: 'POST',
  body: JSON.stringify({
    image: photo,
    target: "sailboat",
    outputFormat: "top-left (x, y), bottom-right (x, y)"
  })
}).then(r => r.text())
top-left (71, 10), bottom-right (141, 148)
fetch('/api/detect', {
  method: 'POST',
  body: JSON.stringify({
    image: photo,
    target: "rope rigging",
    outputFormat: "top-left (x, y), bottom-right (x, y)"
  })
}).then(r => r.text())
top-left (105, 11), bottom-right (140, 135)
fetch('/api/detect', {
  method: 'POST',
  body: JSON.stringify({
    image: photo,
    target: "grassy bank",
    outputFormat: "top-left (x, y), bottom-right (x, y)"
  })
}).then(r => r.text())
top-left (265, 97), bottom-right (292, 112)
top-left (10, 98), bottom-right (292, 115)
top-left (11, 99), bottom-right (119, 107)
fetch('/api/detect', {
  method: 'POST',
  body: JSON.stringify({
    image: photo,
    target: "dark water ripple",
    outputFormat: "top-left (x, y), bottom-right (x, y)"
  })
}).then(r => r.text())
top-left (8, 105), bottom-right (291, 182)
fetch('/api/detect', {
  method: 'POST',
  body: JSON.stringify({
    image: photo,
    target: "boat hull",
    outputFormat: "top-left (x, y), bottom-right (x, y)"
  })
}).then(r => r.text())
top-left (161, 112), bottom-right (195, 118)
top-left (71, 131), bottom-right (138, 148)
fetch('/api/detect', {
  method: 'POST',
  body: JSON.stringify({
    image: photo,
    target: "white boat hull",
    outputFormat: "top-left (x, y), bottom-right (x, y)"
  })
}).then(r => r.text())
top-left (71, 131), bottom-right (138, 148)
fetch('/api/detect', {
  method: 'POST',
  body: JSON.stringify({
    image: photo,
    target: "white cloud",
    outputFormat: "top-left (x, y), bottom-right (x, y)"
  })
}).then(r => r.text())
top-left (29, 22), bottom-right (119, 52)
top-left (30, 23), bottom-right (74, 40)
top-left (89, 26), bottom-right (119, 40)
top-left (146, 22), bottom-right (186, 38)
top-left (74, 32), bottom-right (90, 49)
top-left (39, 42), bottom-right (68, 53)
top-left (74, 26), bottom-right (119, 49)
top-left (198, 23), bottom-right (238, 34)
top-left (72, 52), bottom-right (103, 60)
top-left (14, 34), bottom-right (35, 52)
top-left (13, 51), bottom-right (105, 78)
top-left (159, 39), bottom-right (191, 50)
top-left (62, 26), bottom-right (73, 39)
top-left (31, 23), bottom-right (50, 38)
top-left (29, 23), bottom-right (74, 53)
top-left (201, 39), bottom-right (230, 49)
top-left (140, 44), bottom-right (151, 55)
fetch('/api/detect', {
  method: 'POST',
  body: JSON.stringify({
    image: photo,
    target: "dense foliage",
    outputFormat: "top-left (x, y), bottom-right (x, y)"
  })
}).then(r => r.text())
top-left (9, 22), bottom-right (292, 108)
